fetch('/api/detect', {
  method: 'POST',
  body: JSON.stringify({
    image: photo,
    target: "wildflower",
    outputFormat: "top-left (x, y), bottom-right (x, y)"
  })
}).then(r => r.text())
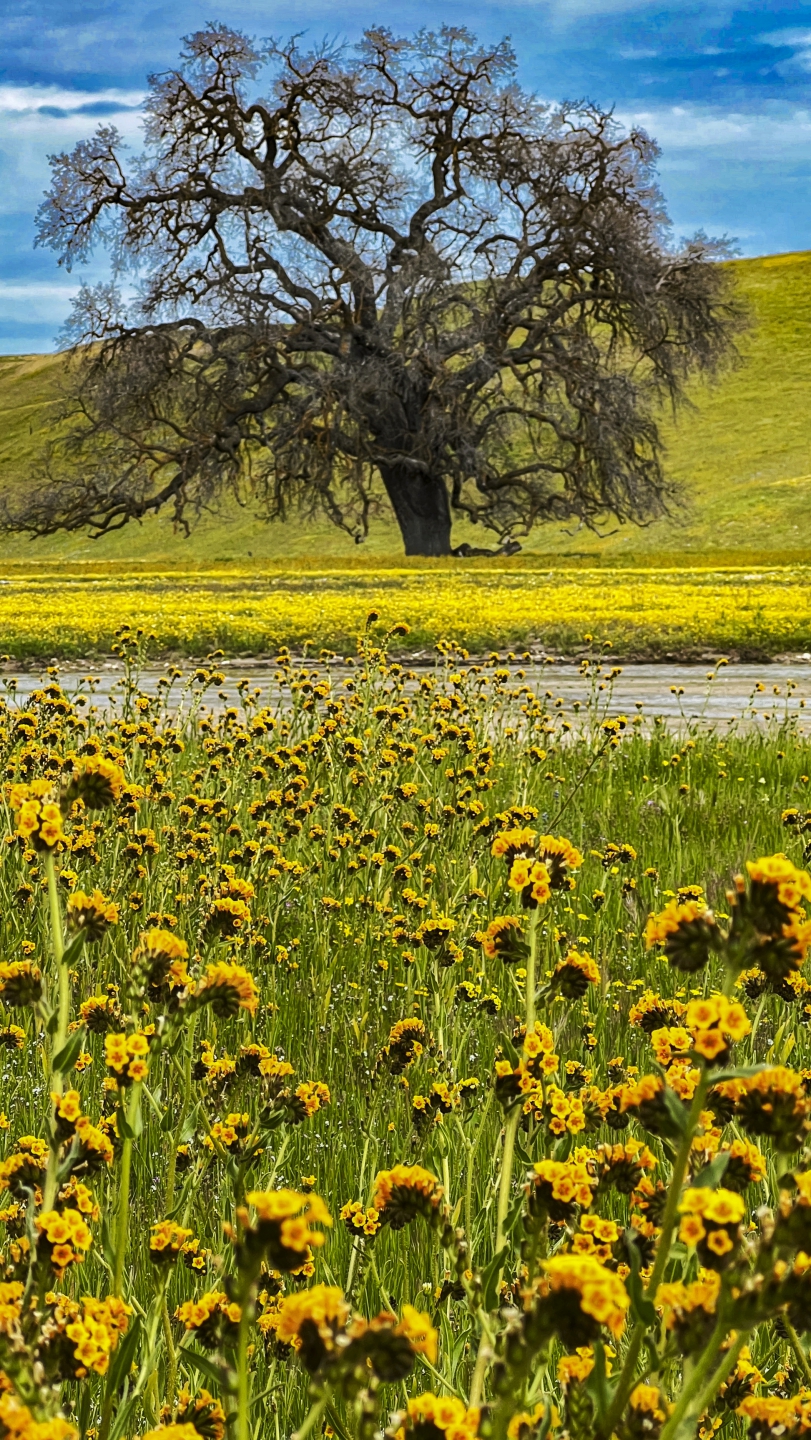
top-left (79, 993), bottom-right (123, 1032)
top-left (678, 1187), bottom-right (745, 1270)
top-left (527, 1159), bottom-right (595, 1223)
top-left (62, 756), bottom-right (125, 810)
top-left (628, 990), bottom-right (687, 1034)
top-left (508, 858), bottom-right (552, 909)
top-left (414, 915), bottom-right (455, 950)
top-left (238, 1190), bottom-right (332, 1271)
top-left (202, 897), bottom-right (251, 940)
top-left (729, 854), bottom-right (811, 980)
top-left (732, 1067), bottom-right (811, 1152)
top-left (65, 889), bottom-right (119, 942)
top-left (174, 1291), bottom-right (241, 1349)
top-left (392, 1392), bottom-right (481, 1440)
top-left (481, 916), bottom-right (528, 964)
top-left (622, 1384), bottom-right (671, 1440)
top-left (540, 1255), bottom-right (629, 1343)
top-left (193, 962), bottom-right (258, 1017)
top-left (618, 1074), bottom-right (694, 1139)
top-left (491, 827), bottom-right (537, 866)
top-left (372, 1165), bottom-right (445, 1229)
top-left (593, 1140), bottom-right (657, 1196)
top-left (0, 960), bottom-right (42, 1008)
top-left (379, 1018), bottom-right (427, 1073)
top-left (736, 1396), bottom-right (811, 1440)
top-left (10, 785), bottom-right (65, 851)
top-left (550, 950), bottom-right (600, 999)
top-left (644, 899), bottom-right (720, 972)
top-left (104, 1030), bottom-right (151, 1086)
top-left (157, 1391), bottom-right (226, 1440)
top-left (0, 1137), bottom-right (48, 1197)
top-left (0, 1387), bottom-right (76, 1440)
top-left (340, 1200), bottom-right (381, 1238)
top-left (36, 1208), bottom-right (93, 1270)
top-left (132, 928), bottom-right (190, 994)
top-left (272, 1285), bottom-right (350, 1370)
top-left (45, 1293), bottom-right (131, 1378)
top-left (655, 1271), bottom-right (721, 1353)
top-left (150, 1220), bottom-right (196, 1264)
top-left (289, 1081), bottom-right (331, 1121)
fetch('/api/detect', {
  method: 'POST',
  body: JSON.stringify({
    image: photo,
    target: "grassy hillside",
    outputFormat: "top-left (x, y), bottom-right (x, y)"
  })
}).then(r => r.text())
top-left (1, 250), bottom-right (810, 566)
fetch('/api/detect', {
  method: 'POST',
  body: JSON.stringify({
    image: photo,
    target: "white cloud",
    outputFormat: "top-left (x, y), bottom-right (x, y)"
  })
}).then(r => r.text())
top-left (0, 85), bottom-right (145, 218)
top-left (756, 27), bottom-right (811, 73)
top-left (0, 280), bottom-right (80, 323)
top-left (617, 102), bottom-right (811, 155)
top-left (758, 28), bottom-right (811, 49)
top-left (0, 83), bottom-right (144, 115)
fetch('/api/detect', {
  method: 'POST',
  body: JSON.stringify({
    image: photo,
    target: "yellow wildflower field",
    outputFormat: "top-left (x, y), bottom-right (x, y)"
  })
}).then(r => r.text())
top-left (0, 563), bottom-right (807, 657)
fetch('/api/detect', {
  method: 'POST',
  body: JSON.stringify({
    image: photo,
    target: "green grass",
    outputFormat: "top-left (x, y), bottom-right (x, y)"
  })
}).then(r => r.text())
top-left (5, 655), bottom-right (811, 1438)
top-left (2, 252), bottom-right (811, 566)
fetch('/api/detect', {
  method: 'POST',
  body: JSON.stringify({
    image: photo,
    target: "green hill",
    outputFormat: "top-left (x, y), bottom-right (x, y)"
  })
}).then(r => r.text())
top-left (1, 250), bottom-right (810, 567)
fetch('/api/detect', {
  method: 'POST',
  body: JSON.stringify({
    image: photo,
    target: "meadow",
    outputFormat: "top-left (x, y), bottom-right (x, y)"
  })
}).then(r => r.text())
top-left (5, 636), bottom-right (811, 1440)
top-left (0, 562), bottom-right (808, 661)
top-left (0, 253), bottom-right (810, 663)
top-left (3, 251), bottom-right (811, 570)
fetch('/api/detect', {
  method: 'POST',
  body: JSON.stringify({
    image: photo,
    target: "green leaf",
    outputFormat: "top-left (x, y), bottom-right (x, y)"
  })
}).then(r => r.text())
top-left (505, 1189), bottom-right (526, 1236)
top-left (118, 1111), bottom-right (136, 1142)
top-left (61, 933), bottom-right (86, 970)
top-left (324, 1404), bottom-right (353, 1440)
top-left (180, 1104), bottom-right (200, 1144)
top-left (514, 1140), bottom-right (535, 1169)
top-left (107, 1313), bottom-right (142, 1392)
top-left (692, 1151), bottom-right (730, 1188)
top-left (584, 1341), bottom-right (611, 1413)
top-left (52, 1026), bottom-right (87, 1075)
top-left (181, 1346), bottom-right (229, 1387)
top-left (711, 1063), bottom-right (768, 1083)
top-left (501, 1033), bottom-right (520, 1068)
top-left (626, 1235), bottom-right (657, 1327)
top-left (481, 1244), bottom-right (509, 1312)
top-left (661, 1086), bottom-right (688, 1137)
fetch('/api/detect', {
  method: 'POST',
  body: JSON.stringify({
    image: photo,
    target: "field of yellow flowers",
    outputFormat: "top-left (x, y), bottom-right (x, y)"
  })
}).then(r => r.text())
top-left (6, 631), bottom-right (811, 1440)
top-left (0, 561), bottom-right (808, 659)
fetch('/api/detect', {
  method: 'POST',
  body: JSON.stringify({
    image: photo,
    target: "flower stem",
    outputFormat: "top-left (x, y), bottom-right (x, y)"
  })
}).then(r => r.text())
top-left (113, 1082), bottom-right (142, 1297)
top-left (162, 1289), bottom-right (178, 1409)
top-left (237, 1296), bottom-right (254, 1440)
top-left (784, 1319), bottom-right (811, 1386)
top-left (661, 1328), bottom-right (749, 1440)
top-left (525, 908), bottom-right (539, 1034)
top-left (42, 853), bottom-right (67, 1212)
top-left (599, 1070), bottom-right (709, 1439)
top-left (165, 1014), bottom-right (195, 1214)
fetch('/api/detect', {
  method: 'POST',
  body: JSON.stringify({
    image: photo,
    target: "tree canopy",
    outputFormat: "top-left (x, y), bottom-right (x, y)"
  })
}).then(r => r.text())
top-left (11, 24), bottom-right (741, 555)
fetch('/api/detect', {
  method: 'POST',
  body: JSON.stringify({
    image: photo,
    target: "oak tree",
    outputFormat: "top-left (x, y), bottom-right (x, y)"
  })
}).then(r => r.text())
top-left (14, 25), bottom-right (739, 555)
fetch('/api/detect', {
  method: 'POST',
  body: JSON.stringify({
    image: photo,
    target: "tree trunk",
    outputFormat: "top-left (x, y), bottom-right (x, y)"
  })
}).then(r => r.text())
top-left (378, 463), bottom-right (452, 556)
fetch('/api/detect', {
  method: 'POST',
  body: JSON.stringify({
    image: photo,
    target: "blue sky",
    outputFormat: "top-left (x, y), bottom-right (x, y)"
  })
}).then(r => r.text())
top-left (1, 0), bottom-right (810, 353)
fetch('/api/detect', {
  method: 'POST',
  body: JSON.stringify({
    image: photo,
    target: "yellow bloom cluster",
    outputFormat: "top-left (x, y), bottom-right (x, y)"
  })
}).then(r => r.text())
top-left (104, 1031), bottom-right (150, 1084)
top-left (542, 1255), bottom-right (630, 1339)
top-left (35, 1208), bottom-right (93, 1270)
top-left (8, 781), bottom-right (64, 852)
top-left (395, 1392), bottom-right (481, 1440)
top-left (194, 961), bottom-right (258, 1016)
top-left (65, 889), bottom-right (119, 941)
top-left (57, 1294), bottom-right (131, 1376)
top-left (372, 1165), bottom-right (445, 1221)
top-left (0, 1387), bottom-right (76, 1440)
top-left (678, 1187), bottom-right (746, 1259)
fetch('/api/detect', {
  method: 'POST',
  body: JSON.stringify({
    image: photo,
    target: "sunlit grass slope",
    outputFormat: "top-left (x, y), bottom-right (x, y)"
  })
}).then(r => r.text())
top-left (0, 250), bottom-right (810, 566)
